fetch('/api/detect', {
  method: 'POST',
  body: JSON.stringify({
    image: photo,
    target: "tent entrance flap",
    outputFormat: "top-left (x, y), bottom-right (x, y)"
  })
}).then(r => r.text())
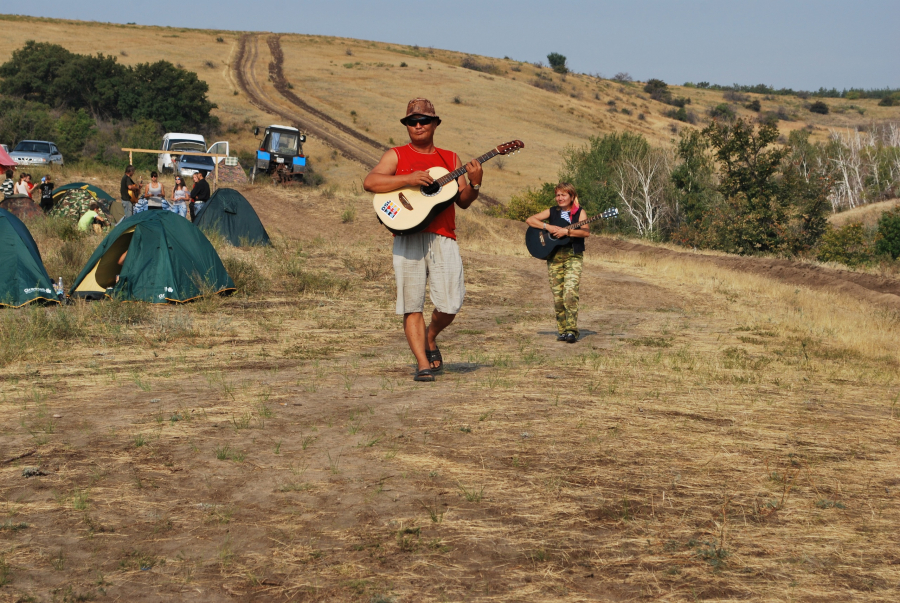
top-left (74, 228), bottom-right (135, 294)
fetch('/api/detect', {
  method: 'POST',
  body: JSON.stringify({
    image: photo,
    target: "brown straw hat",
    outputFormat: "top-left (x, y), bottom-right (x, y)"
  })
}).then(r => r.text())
top-left (400, 98), bottom-right (441, 125)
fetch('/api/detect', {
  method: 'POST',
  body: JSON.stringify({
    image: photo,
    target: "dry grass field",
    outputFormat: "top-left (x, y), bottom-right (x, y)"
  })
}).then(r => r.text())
top-left (2, 14), bottom-right (900, 603)
top-left (1, 181), bottom-right (900, 602)
top-left (828, 199), bottom-right (900, 229)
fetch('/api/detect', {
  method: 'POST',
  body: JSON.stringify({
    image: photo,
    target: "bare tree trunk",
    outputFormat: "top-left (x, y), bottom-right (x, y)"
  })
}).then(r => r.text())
top-left (615, 148), bottom-right (671, 238)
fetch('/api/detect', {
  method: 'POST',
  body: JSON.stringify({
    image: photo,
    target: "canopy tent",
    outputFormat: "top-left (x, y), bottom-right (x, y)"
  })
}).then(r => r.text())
top-left (71, 211), bottom-right (235, 302)
top-left (52, 182), bottom-right (115, 206)
top-left (0, 146), bottom-right (15, 169)
top-left (0, 194), bottom-right (42, 220)
top-left (0, 207), bottom-right (59, 307)
top-left (193, 188), bottom-right (271, 247)
top-left (49, 188), bottom-right (111, 225)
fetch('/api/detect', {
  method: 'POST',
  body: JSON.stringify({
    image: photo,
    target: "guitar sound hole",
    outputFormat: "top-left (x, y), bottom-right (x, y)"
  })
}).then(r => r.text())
top-left (421, 182), bottom-right (441, 197)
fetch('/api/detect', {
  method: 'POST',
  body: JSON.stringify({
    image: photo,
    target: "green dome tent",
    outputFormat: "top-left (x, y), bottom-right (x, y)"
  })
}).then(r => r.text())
top-left (0, 207), bottom-right (59, 307)
top-left (71, 211), bottom-right (235, 303)
top-left (51, 183), bottom-right (122, 223)
top-left (52, 183), bottom-right (115, 206)
top-left (193, 188), bottom-right (271, 247)
top-left (49, 188), bottom-right (111, 225)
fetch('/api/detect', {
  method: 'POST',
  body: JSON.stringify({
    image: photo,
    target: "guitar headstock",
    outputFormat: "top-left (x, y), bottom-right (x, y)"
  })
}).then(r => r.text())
top-left (496, 140), bottom-right (525, 155)
top-left (602, 207), bottom-right (619, 219)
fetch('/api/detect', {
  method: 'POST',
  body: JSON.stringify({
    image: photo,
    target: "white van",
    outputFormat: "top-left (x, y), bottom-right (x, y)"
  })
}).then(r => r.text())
top-left (158, 133), bottom-right (229, 174)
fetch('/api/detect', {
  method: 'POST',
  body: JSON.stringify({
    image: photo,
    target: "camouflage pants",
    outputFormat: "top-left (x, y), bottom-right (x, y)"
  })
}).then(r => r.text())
top-left (547, 247), bottom-right (583, 337)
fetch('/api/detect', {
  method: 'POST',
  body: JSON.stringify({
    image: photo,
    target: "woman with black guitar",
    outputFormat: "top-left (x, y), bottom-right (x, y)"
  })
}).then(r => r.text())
top-left (525, 183), bottom-right (590, 343)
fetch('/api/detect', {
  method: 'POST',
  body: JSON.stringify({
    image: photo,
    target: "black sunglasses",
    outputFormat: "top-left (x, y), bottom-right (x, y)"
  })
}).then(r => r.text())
top-left (404, 115), bottom-right (436, 126)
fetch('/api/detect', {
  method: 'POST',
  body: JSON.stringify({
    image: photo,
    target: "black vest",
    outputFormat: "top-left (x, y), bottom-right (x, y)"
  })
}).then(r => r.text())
top-left (548, 206), bottom-right (585, 253)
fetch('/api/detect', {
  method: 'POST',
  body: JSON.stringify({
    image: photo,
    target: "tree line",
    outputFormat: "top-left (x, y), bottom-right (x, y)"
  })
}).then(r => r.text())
top-left (504, 118), bottom-right (900, 265)
top-left (0, 41), bottom-right (218, 169)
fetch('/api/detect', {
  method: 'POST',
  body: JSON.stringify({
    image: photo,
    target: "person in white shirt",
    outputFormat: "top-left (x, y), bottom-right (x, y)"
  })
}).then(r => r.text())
top-left (13, 174), bottom-right (29, 196)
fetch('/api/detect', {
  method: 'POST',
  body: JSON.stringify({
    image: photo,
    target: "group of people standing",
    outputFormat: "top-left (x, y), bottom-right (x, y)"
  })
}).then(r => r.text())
top-left (1, 169), bottom-right (55, 211)
top-left (119, 165), bottom-right (210, 223)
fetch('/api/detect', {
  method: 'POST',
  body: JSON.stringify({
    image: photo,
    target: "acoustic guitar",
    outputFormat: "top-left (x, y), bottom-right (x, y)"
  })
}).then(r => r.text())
top-left (128, 178), bottom-right (143, 204)
top-left (372, 140), bottom-right (524, 235)
top-left (525, 207), bottom-right (619, 259)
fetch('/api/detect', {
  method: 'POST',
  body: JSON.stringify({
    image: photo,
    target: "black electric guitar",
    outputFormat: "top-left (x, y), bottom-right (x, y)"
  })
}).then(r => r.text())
top-left (525, 207), bottom-right (619, 259)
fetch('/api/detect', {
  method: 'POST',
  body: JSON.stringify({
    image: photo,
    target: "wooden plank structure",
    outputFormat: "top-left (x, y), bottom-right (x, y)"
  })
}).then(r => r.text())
top-left (120, 148), bottom-right (229, 188)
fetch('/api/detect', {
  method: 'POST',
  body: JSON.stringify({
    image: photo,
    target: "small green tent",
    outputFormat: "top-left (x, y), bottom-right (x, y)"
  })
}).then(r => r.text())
top-left (0, 207), bottom-right (59, 307)
top-left (49, 189), bottom-right (112, 226)
top-left (193, 188), bottom-right (271, 247)
top-left (71, 211), bottom-right (235, 303)
top-left (52, 183), bottom-right (115, 206)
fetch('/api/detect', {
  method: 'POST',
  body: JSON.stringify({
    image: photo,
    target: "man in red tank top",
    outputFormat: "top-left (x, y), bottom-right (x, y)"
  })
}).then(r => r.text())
top-left (364, 98), bottom-right (484, 382)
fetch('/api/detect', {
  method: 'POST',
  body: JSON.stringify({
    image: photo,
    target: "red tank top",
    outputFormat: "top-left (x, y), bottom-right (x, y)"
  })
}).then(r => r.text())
top-left (392, 144), bottom-right (458, 240)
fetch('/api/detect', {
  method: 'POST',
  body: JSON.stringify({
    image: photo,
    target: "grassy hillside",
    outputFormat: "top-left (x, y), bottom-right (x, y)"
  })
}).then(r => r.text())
top-left (2, 14), bottom-right (898, 203)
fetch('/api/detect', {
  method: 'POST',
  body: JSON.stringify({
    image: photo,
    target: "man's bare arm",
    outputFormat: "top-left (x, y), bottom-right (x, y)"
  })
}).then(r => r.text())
top-left (364, 150), bottom-right (434, 193)
top-left (455, 156), bottom-right (482, 209)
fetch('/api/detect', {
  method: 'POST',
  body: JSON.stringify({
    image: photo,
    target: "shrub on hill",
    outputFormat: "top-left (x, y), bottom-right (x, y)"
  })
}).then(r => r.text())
top-left (709, 103), bottom-right (736, 121)
top-left (808, 101), bottom-right (829, 115)
top-left (460, 56), bottom-right (501, 75)
top-left (547, 53), bottom-right (568, 75)
top-left (875, 208), bottom-right (900, 259)
top-left (816, 223), bottom-right (871, 266)
top-left (666, 107), bottom-right (697, 124)
top-left (745, 99), bottom-right (761, 112)
top-left (504, 184), bottom-right (556, 221)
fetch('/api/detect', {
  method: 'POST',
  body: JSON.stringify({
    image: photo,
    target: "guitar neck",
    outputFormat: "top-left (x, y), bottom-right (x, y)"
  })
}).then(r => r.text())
top-left (434, 149), bottom-right (499, 187)
top-left (570, 212), bottom-right (609, 230)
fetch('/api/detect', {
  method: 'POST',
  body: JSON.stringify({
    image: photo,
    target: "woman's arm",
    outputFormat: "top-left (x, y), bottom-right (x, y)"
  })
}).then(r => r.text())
top-left (566, 209), bottom-right (591, 239)
top-left (525, 208), bottom-right (551, 229)
top-left (526, 208), bottom-right (569, 236)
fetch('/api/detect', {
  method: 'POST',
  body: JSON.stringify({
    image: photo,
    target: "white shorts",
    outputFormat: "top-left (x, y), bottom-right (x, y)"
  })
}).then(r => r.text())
top-left (393, 232), bottom-right (465, 315)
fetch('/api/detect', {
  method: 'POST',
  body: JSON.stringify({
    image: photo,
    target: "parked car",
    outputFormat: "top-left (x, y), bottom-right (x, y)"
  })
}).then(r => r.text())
top-left (10, 140), bottom-right (64, 166)
top-left (158, 133), bottom-right (229, 175)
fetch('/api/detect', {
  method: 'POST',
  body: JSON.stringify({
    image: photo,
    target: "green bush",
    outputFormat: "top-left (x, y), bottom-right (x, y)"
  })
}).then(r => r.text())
top-left (0, 41), bottom-right (217, 131)
top-left (809, 101), bottom-right (829, 115)
top-left (745, 99), bottom-right (761, 112)
top-left (505, 185), bottom-right (555, 221)
top-left (816, 223), bottom-right (871, 266)
top-left (55, 109), bottom-right (95, 160)
top-left (875, 207), bottom-right (900, 259)
top-left (547, 52), bottom-right (568, 74)
top-left (710, 103), bottom-right (736, 121)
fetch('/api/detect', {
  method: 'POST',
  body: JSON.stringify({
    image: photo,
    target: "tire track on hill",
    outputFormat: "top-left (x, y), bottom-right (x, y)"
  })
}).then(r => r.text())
top-left (235, 34), bottom-right (500, 206)
top-left (234, 34), bottom-right (383, 168)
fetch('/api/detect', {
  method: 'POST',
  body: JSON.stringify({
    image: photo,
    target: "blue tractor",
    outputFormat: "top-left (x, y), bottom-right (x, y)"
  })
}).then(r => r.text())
top-left (251, 125), bottom-right (307, 184)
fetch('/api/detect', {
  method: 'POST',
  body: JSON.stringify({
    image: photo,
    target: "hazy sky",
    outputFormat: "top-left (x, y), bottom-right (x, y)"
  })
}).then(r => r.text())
top-left (7, 1), bottom-right (899, 90)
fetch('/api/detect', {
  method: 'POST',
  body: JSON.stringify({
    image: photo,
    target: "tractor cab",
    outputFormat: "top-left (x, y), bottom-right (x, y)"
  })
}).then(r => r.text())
top-left (252, 125), bottom-right (307, 184)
